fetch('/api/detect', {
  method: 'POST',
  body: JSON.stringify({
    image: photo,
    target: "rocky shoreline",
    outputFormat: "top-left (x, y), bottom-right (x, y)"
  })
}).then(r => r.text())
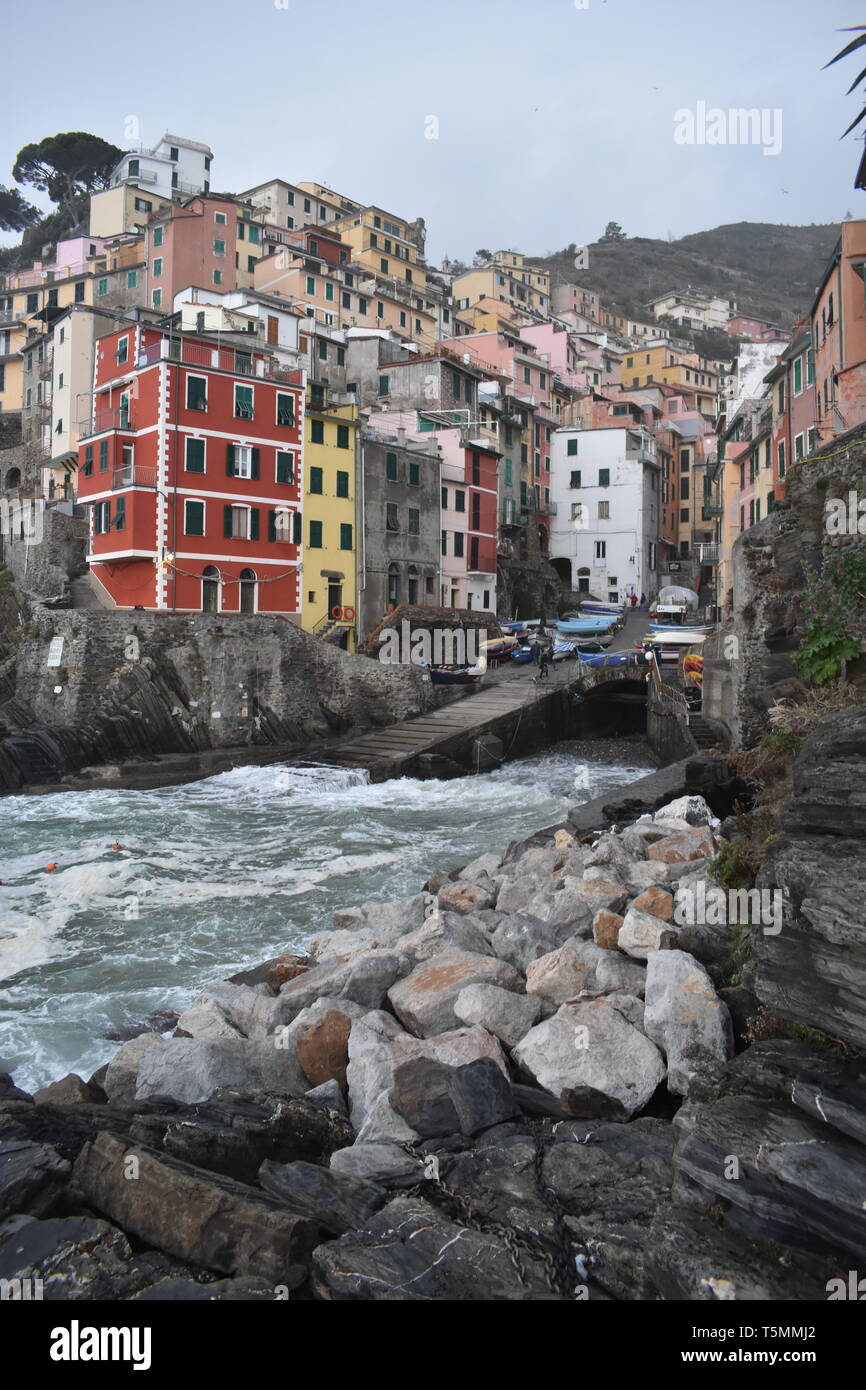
top-left (1, 736), bottom-right (864, 1301)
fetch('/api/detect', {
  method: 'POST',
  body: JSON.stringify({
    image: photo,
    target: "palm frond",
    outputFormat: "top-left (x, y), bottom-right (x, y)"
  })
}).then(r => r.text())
top-left (823, 28), bottom-right (866, 69)
top-left (841, 104), bottom-right (866, 138)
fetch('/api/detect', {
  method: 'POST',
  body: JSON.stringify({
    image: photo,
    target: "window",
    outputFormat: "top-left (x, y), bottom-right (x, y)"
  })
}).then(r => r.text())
top-left (169, 146), bottom-right (179, 161)
top-left (454, 532), bottom-right (464, 557)
top-left (128, 158), bottom-right (140, 176)
top-left (794, 432), bottom-right (804, 461)
top-left (248, 225), bottom-right (260, 245)
top-left (276, 393), bottom-right (295, 427)
top-left (409, 461), bottom-right (420, 486)
top-left (276, 451), bottom-right (295, 485)
top-left (386, 451), bottom-right (398, 481)
top-left (595, 540), bottom-right (606, 560)
top-left (505, 459), bottom-right (513, 486)
top-left (680, 477), bottom-right (690, 500)
top-left (567, 438), bottom-right (578, 456)
top-left (357, 297), bottom-right (368, 315)
top-left (807, 426), bottom-right (817, 455)
top-left (153, 226), bottom-right (164, 247)
top-left (599, 468), bottom-right (610, 486)
top-left (340, 523), bottom-right (353, 550)
top-left (186, 375), bottom-right (207, 411)
top-left (117, 336), bottom-right (128, 365)
top-left (806, 347), bottom-right (815, 387)
top-left (570, 470), bottom-right (581, 488)
top-left (97, 279), bottom-right (108, 297)
top-left (311, 419), bottom-right (324, 444)
top-left (303, 198), bottom-right (311, 213)
top-left (224, 505), bottom-right (258, 540)
top-left (455, 489), bottom-right (465, 513)
top-left (377, 301), bottom-right (385, 320)
top-left (126, 270), bottom-right (137, 289)
top-left (151, 289), bottom-right (161, 308)
top-left (408, 509), bottom-right (420, 535)
top-left (386, 503), bottom-right (399, 531)
top-left (378, 374), bottom-right (390, 396)
top-left (441, 530), bottom-right (447, 556)
top-left (185, 500), bottom-right (205, 536)
top-left (134, 197), bottom-right (152, 213)
top-left (83, 445), bottom-right (93, 477)
top-left (452, 372), bottom-right (461, 396)
top-left (336, 469), bottom-right (349, 497)
top-left (336, 424), bottom-right (350, 450)
top-left (306, 276), bottom-right (315, 295)
top-left (74, 281), bottom-right (85, 303)
top-left (185, 437), bottom-right (205, 473)
top-left (309, 466), bottom-right (323, 494)
top-left (341, 291), bottom-right (351, 309)
top-left (598, 500), bottom-right (610, 519)
top-left (793, 357), bottom-right (803, 395)
top-left (113, 496), bottom-right (126, 531)
top-left (213, 269), bottom-right (223, 286)
top-left (680, 507), bottom-right (689, 523)
top-left (152, 257), bottom-right (163, 278)
top-left (58, 372), bottom-right (64, 388)
top-left (99, 440), bottom-right (109, 472)
top-left (234, 383), bottom-right (254, 419)
top-left (441, 486), bottom-right (448, 508)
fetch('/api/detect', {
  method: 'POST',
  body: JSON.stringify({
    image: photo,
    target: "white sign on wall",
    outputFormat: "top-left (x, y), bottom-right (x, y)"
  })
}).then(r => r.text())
top-left (47, 637), bottom-right (65, 668)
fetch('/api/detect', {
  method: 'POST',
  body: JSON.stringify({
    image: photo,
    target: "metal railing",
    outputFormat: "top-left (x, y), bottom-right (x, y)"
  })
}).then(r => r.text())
top-left (79, 409), bottom-right (134, 439)
top-left (699, 542), bottom-right (719, 564)
top-left (110, 465), bottom-right (158, 490)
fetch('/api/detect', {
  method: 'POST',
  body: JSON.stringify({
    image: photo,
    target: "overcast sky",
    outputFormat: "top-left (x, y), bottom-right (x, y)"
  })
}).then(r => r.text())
top-left (3, 0), bottom-right (866, 261)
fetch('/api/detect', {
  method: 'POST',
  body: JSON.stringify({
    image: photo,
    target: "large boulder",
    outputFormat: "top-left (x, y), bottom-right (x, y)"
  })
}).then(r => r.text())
top-left (513, 999), bottom-right (666, 1119)
top-left (387, 949), bottom-right (522, 1038)
top-left (454, 982), bottom-right (541, 1048)
top-left (489, 913), bottom-right (561, 972)
top-left (617, 907), bottom-right (678, 960)
top-left (643, 950), bottom-right (733, 1095)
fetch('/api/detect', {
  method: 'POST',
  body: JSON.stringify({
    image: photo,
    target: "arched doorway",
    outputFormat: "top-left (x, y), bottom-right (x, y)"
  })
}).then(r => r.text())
top-left (407, 564), bottom-right (419, 604)
top-left (202, 565), bottom-right (220, 613)
top-left (239, 567), bottom-right (257, 614)
top-left (577, 566), bottom-right (591, 594)
top-left (550, 557), bottom-right (571, 586)
top-left (4, 467), bottom-right (21, 490)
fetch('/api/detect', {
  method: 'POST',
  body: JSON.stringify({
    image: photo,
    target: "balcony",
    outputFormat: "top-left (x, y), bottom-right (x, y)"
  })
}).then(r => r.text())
top-left (111, 465), bottom-right (158, 491)
top-left (701, 504), bottom-right (723, 520)
top-left (543, 500), bottom-right (558, 515)
top-left (79, 408), bottom-right (134, 439)
top-left (699, 543), bottom-right (719, 565)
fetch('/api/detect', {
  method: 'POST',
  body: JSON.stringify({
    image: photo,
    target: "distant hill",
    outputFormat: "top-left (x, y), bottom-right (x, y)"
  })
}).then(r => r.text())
top-left (531, 222), bottom-right (841, 332)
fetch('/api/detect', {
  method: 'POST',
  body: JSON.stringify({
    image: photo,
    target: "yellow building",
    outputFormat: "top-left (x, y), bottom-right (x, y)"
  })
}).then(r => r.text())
top-left (453, 251), bottom-right (551, 319)
top-left (621, 344), bottom-right (718, 417)
top-left (302, 398), bottom-right (359, 650)
top-left (89, 184), bottom-right (173, 238)
top-left (330, 204), bottom-right (427, 292)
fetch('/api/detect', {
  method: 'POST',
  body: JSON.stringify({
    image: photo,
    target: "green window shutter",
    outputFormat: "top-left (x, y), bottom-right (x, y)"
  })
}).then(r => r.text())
top-left (277, 451), bottom-right (294, 485)
top-left (336, 470), bottom-right (349, 498)
top-left (455, 490), bottom-right (465, 512)
top-left (505, 459), bottom-right (512, 485)
top-left (311, 420), bottom-right (324, 444)
top-left (567, 438), bottom-right (578, 455)
top-left (84, 445), bottom-right (93, 476)
top-left (226, 443), bottom-right (235, 476)
top-left (599, 468), bottom-right (610, 486)
top-left (409, 461), bottom-right (420, 486)
top-left (309, 519), bottom-right (323, 548)
top-left (337, 424), bottom-right (349, 449)
top-left (99, 440), bottom-right (108, 471)
top-left (310, 467), bottom-right (323, 494)
top-left (224, 505), bottom-right (233, 538)
top-left (570, 470), bottom-right (581, 488)
top-left (185, 501), bottom-right (204, 537)
top-left (268, 509), bottom-right (276, 542)
top-left (306, 276), bottom-right (315, 295)
top-left (378, 375), bottom-right (390, 396)
top-left (386, 452), bottom-right (397, 481)
top-left (250, 447), bottom-right (260, 480)
top-left (340, 523), bottom-right (353, 550)
top-left (292, 511), bottom-right (302, 543)
top-left (454, 532), bottom-right (464, 557)
top-left (249, 508), bottom-right (259, 540)
top-left (325, 283), bottom-right (334, 301)
top-left (441, 486), bottom-right (447, 508)
top-left (114, 497), bottom-right (126, 531)
top-left (186, 438), bottom-right (205, 472)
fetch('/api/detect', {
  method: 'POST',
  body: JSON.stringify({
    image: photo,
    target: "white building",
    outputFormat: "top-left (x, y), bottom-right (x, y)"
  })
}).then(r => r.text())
top-left (109, 134), bottom-right (213, 203)
top-left (549, 425), bottom-right (661, 604)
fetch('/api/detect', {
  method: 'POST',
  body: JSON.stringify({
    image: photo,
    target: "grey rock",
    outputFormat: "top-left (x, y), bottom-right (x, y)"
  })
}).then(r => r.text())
top-left (458, 852), bottom-right (503, 882)
top-left (133, 1037), bottom-right (308, 1104)
top-left (0, 1213), bottom-right (178, 1301)
top-left (0, 1139), bottom-right (70, 1220)
top-left (389, 1058), bottom-right (461, 1138)
top-left (513, 999), bottom-right (666, 1119)
top-left (329, 1143), bottom-right (421, 1185)
top-left (618, 906), bottom-right (678, 959)
top-left (332, 893), bottom-right (428, 938)
top-left (256, 950), bottom-right (402, 1036)
top-left (305, 1079), bottom-right (349, 1117)
top-left (490, 913), bottom-right (561, 972)
top-left (32, 1074), bottom-right (96, 1107)
top-left (103, 1032), bottom-right (166, 1105)
top-left (454, 982), bottom-right (541, 1048)
top-left (388, 949), bottom-right (522, 1038)
top-left (644, 951), bottom-right (734, 1095)
top-left (448, 1058), bottom-right (519, 1136)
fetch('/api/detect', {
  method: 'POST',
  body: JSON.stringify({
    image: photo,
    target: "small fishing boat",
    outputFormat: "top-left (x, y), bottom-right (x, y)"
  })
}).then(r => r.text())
top-left (579, 601), bottom-right (625, 616)
top-left (576, 651), bottom-right (635, 668)
top-left (510, 644), bottom-right (535, 664)
top-left (551, 641), bottom-right (578, 661)
top-left (556, 617), bottom-right (618, 635)
top-left (480, 634), bottom-right (520, 663)
top-left (424, 665), bottom-right (484, 686)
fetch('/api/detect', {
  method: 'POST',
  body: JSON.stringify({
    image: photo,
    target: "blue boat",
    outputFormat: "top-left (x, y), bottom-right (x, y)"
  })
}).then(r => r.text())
top-left (576, 652), bottom-right (635, 668)
top-left (579, 602), bottom-right (625, 617)
top-left (556, 618), bottom-right (618, 635)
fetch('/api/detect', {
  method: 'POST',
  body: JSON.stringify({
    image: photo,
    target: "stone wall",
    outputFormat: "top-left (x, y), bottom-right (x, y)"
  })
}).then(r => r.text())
top-left (1, 504), bottom-right (88, 601)
top-left (702, 421), bottom-right (866, 748)
top-left (1, 608), bottom-right (443, 790)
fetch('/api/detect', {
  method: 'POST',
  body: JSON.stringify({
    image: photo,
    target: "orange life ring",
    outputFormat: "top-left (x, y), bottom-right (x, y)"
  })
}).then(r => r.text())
top-left (343, 606), bottom-right (356, 621)
top-left (331, 605), bottom-right (344, 620)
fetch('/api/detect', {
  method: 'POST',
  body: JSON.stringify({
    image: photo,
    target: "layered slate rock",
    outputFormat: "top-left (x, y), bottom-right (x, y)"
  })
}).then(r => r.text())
top-left (74, 1132), bottom-right (318, 1287)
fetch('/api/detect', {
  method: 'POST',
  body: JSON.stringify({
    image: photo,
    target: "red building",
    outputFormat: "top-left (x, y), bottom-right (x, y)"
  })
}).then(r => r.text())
top-left (464, 440), bottom-right (499, 584)
top-left (77, 319), bottom-right (304, 613)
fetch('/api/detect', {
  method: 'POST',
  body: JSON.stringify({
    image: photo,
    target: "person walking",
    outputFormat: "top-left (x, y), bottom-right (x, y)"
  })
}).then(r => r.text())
top-left (640, 592), bottom-right (647, 609)
top-left (630, 593), bottom-right (638, 610)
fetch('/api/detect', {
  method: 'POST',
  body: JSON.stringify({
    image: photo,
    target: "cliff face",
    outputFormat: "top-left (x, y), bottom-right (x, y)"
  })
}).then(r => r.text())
top-left (703, 422), bottom-right (866, 748)
top-left (0, 609), bottom-right (442, 792)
